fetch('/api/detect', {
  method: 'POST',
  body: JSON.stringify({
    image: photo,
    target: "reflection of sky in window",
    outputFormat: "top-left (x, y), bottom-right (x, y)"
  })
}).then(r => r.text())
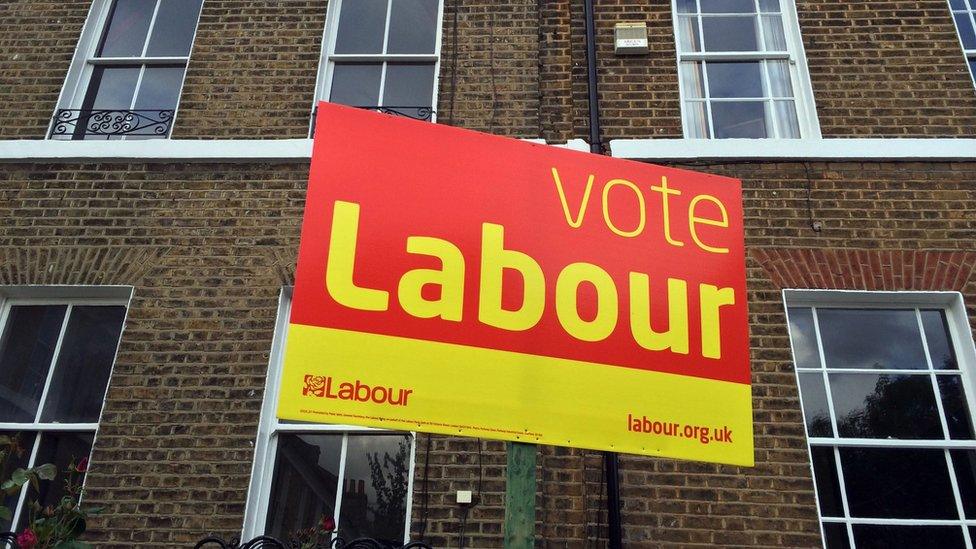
top-left (788, 307), bottom-right (821, 368)
top-left (817, 309), bottom-right (926, 369)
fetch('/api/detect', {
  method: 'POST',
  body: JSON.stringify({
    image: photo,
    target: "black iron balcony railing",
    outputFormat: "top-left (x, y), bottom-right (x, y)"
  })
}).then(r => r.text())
top-left (311, 106), bottom-right (434, 135)
top-left (49, 108), bottom-right (175, 139)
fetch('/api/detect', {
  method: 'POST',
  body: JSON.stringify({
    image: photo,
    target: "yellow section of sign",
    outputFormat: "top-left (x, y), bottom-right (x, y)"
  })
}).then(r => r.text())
top-left (278, 323), bottom-right (754, 466)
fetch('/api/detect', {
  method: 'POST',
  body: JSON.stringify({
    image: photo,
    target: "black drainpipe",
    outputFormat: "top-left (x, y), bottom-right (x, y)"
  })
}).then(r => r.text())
top-left (582, 1), bottom-right (622, 548)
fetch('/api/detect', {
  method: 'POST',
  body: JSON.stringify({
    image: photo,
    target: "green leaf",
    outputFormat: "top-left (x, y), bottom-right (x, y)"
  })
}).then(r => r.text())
top-left (35, 463), bottom-right (57, 481)
top-left (10, 468), bottom-right (27, 485)
top-left (0, 506), bottom-right (10, 521)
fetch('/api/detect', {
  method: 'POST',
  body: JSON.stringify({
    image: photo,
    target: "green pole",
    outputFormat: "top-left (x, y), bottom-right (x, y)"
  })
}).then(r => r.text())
top-left (503, 442), bottom-right (537, 548)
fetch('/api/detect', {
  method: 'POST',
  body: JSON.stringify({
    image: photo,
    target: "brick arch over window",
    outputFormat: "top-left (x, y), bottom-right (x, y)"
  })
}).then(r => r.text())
top-left (751, 249), bottom-right (976, 291)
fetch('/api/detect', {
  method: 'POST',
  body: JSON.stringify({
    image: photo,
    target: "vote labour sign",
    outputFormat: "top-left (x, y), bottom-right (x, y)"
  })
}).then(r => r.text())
top-left (278, 102), bottom-right (753, 466)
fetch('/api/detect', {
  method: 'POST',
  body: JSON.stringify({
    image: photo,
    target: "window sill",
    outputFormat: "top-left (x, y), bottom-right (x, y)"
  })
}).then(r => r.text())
top-left (0, 137), bottom-right (974, 163)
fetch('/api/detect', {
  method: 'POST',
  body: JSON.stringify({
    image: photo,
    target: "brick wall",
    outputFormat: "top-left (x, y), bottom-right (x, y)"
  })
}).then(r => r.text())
top-left (2, 160), bottom-right (973, 547)
top-left (797, 0), bottom-right (976, 137)
top-left (435, 0), bottom-right (542, 138)
top-left (0, 0), bottom-right (88, 138)
top-left (173, 0), bottom-right (327, 139)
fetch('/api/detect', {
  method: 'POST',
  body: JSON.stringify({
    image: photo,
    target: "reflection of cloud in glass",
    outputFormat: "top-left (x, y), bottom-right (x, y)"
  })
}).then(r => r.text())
top-left (818, 309), bottom-right (925, 370)
top-left (787, 307), bottom-right (820, 368)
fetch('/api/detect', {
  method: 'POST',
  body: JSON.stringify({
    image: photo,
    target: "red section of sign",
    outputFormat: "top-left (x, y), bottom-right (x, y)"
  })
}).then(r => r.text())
top-left (292, 103), bottom-right (750, 385)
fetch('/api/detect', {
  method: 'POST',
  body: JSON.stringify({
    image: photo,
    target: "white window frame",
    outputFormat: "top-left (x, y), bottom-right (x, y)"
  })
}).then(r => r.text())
top-left (948, 0), bottom-right (976, 87)
top-left (309, 0), bottom-right (446, 133)
top-left (0, 285), bottom-right (132, 529)
top-left (49, 0), bottom-right (204, 139)
top-left (242, 288), bottom-right (417, 543)
top-left (783, 290), bottom-right (976, 549)
top-left (671, 0), bottom-right (821, 139)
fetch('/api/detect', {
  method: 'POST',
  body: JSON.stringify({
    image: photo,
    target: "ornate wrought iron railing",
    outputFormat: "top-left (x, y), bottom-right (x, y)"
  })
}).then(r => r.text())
top-left (49, 108), bottom-right (175, 139)
top-left (194, 535), bottom-right (434, 549)
top-left (310, 106), bottom-right (434, 135)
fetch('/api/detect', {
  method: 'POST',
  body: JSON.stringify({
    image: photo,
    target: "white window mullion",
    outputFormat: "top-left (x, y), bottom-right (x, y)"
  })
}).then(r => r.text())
top-left (33, 304), bottom-right (73, 424)
top-left (378, 62), bottom-right (388, 107)
top-left (811, 308), bottom-right (840, 437)
top-left (140, 0), bottom-right (165, 57)
top-left (918, 309), bottom-right (953, 440)
top-left (9, 432), bottom-right (43, 532)
top-left (811, 307), bottom-right (857, 547)
top-left (377, 0), bottom-right (394, 106)
top-left (331, 434), bottom-right (350, 542)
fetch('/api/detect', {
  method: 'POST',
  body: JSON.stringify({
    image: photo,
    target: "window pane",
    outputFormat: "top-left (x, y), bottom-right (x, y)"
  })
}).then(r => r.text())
top-left (761, 15), bottom-right (786, 50)
top-left (810, 446), bottom-right (843, 517)
top-left (822, 523), bottom-right (850, 549)
top-left (265, 434), bottom-right (342, 541)
top-left (706, 61), bottom-right (764, 97)
top-left (133, 65), bottom-right (185, 110)
top-left (949, 0), bottom-right (966, 9)
top-left (787, 307), bottom-right (821, 369)
top-left (830, 373), bottom-right (942, 439)
top-left (817, 309), bottom-right (927, 370)
top-left (702, 16), bottom-right (759, 51)
top-left (921, 310), bottom-right (957, 370)
top-left (798, 373), bottom-right (832, 437)
top-left (0, 305), bottom-right (66, 422)
top-left (0, 432), bottom-right (36, 532)
top-left (41, 306), bottom-right (127, 423)
top-left (338, 434), bottom-right (411, 542)
top-left (330, 64), bottom-right (382, 107)
top-left (146, 0), bottom-right (203, 56)
top-left (950, 450), bottom-right (976, 519)
top-left (852, 525), bottom-right (965, 549)
top-left (334, 0), bottom-right (388, 54)
top-left (97, 0), bottom-right (155, 57)
top-left (683, 101), bottom-right (709, 138)
top-left (759, 0), bottom-right (780, 12)
top-left (840, 447), bottom-right (956, 519)
top-left (676, 0), bottom-right (697, 13)
top-left (700, 0), bottom-right (755, 13)
top-left (84, 66), bottom-right (141, 110)
top-left (938, 375), bottom-right (975, 440)
top-left (388, 0), bottom-right (438, 54)
top-left (711, 101), bottom-right (767, 138)
top-left (383, 63), bottom-right (436, 113)
top-left (676, 15), bottom-right (701, 52)
top-left (16, 432), bottom-right (94, 532)
top-left (680, 62), bottom-right (705, 98)
top-left (955, 13), bottom-right (976, 50)
top-left (773, 100), bottom-right (800, 138)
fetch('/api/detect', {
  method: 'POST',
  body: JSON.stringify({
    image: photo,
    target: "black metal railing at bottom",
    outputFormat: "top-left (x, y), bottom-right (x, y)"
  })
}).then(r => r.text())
top-left (310, 106), bottom-right (434, 135)
top-left (49, 108), bottom-right (175, 139)
top-left (194, 535), bottom-right (434, 549)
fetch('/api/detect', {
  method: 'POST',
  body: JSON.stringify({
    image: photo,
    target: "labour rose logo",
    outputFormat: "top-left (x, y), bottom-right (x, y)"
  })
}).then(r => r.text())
top-left (303, 375), bottom-right (327, 397)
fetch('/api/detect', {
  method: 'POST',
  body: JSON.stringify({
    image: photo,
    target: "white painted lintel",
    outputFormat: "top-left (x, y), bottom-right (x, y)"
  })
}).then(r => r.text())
top-left (0, 138), bottom-right (591, 163)
top-left (609, 138), bottom-right (976, 162)
top-left (0, 137), bottom-right (973, 163)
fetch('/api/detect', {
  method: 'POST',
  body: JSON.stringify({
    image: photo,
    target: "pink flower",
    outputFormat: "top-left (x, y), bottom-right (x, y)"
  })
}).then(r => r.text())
top-left (320, 516), bottom-right (336, 532)
top-left (76, 457), bottom-right (89, 473)
top-left (16, 528), bottom-right (37, 549)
